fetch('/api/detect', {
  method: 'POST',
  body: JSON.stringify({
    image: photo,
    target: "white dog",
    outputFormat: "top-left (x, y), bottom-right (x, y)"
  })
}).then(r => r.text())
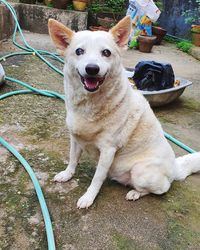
top-left (48, 16), bottom-right (200, 209)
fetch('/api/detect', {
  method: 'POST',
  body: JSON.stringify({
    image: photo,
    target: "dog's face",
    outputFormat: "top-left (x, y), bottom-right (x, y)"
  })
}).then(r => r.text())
top-left (48, 16), bottom-right (131, 92)
top-left (63, 30), bottom-right (118, 93)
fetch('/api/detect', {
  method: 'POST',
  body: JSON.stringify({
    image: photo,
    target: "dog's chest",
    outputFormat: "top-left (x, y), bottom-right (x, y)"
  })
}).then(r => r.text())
top-left (66, 112), bottom-right (102, 143)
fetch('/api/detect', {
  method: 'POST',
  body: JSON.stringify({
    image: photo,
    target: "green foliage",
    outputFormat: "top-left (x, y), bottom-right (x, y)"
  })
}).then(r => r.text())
top-left (89, 0), bottom-right (126, 14)
top-left (164, 36), bottom-right (177, 43)
top-left (66, 3), bottom-right (73, 10)
top-left (182, 0), bottom-right (200, 24)
top-left (176, 41), bottom-right (193, 53)
top-left (153, 21), bottom-right (159, 26)
top-left (154, 0), bottom-right (164, 11)
top-left (106, 0), bottom-right (126, 13)
top-left (47, 2), bottom-right (53, 7)
top-left (129, 39), bottom-right (139, 49)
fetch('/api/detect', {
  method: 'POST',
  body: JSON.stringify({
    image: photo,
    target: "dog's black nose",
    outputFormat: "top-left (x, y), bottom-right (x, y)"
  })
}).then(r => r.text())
top-left (85, 64), bottom-right (100, 76)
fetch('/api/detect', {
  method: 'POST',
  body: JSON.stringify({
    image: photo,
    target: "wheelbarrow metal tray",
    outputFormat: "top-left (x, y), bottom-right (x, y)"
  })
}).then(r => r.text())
top-left (125, 69), bottom-right (192, 107)
top-left (141, 77), bottom-right (192, 107)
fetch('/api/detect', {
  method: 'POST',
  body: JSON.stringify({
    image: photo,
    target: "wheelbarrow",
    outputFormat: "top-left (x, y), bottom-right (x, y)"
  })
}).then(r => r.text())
top-left (126, 68), bottom-right (192, 107)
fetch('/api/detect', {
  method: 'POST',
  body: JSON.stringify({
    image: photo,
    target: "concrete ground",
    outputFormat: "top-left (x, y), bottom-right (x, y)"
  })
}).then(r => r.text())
top-left (0, 32), bottom-right (200, 250)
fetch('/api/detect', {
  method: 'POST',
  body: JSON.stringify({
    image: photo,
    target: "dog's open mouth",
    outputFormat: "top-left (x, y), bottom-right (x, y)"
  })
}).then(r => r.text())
top-left (80, 75), bottom-right (105, 92)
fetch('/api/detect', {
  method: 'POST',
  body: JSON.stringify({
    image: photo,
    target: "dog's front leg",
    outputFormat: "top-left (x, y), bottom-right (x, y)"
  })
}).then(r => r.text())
top-left (54, 135), bottom-right (82, 182)
top-left (77, 147), bottom-right (116, 209)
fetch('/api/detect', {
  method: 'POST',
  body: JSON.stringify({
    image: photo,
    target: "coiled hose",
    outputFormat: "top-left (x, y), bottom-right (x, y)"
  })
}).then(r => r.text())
top-left (0, 0), bottom-right (197, 249)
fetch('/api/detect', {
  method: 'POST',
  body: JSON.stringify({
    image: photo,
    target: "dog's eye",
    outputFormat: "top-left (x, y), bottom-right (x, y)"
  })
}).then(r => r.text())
top-left (75, 48), bottom-right (84, 56)
top-left (102, 49), bottom-right (111, 57)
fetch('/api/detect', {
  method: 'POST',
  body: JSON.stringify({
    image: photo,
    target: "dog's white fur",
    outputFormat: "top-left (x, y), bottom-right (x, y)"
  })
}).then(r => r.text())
top-left (48, 17), bottom-right (200, 209)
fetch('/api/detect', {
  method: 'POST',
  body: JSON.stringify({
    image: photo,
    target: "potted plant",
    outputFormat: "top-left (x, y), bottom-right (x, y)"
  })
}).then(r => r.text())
top-left (88, 0), bottom-right (126, 30)
top-left (73, 0), bottom-right (88, 11)
top-left (97, 16), bottom-right (116, 29)
top-left (182, 0), bottom-right (200, 46)
top-left (191, 25), bottom-right (200, 46)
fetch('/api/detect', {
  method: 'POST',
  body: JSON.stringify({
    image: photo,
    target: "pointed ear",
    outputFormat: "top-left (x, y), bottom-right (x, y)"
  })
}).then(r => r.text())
top-left (110, 16), bottom-right (131, 47)
top-left (48, 19), bottom-right (75, 55)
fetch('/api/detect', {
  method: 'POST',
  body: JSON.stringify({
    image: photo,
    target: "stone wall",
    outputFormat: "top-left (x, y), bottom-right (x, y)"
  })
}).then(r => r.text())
top-left (18, 4), bottom-right (88, 34)
top-left (0, 4), bottom-right (19, 41)
top-left (0, 3), bottom-right (88, 41)
top-left (158, 0), bottom-right (198, 39)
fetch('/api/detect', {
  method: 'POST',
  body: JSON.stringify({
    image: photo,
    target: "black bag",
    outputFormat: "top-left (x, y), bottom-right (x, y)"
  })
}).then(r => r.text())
top-left (132, 61), bottom-right (175, 91)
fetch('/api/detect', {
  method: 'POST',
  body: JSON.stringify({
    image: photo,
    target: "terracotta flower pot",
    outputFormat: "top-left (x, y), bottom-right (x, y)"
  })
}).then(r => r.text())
top-left (192, 32), bottom-right (200, 47)
top-left (152, 26), bottom-right (167, 45)
top-left (89, 26), bottom-right (109, 32)
top-left (52, 0), bottom-right (69, 9)
top-left (97, 17), bottom-right (116, 29)
top-left (73, 1), bottom-right (87, 11)
top-left (191, 25), bottom-right (200, 47)
top-left (138, 35), bottom-right (157, 53)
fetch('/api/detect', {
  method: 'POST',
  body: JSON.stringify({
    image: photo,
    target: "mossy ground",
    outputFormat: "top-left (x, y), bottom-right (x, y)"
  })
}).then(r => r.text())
top-left (0, 38), bottom-right (200, 249)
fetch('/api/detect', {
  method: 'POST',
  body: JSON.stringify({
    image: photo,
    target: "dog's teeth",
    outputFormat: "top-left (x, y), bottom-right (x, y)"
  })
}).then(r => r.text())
top-left (84, 80), bottom-right (99, 89)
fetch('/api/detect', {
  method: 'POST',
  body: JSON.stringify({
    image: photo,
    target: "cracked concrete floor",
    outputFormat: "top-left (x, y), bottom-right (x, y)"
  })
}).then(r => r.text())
top-left (0, 32), bottom-right (200, 250)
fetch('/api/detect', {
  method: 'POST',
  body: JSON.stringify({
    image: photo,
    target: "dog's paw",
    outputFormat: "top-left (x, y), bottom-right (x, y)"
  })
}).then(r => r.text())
top-left (126, 190), bottom-right (148, 201)
top-left (126, 190), bottom-right (141, 201)
top-left (54, 170), bottom-right (74, 182)
top-left (77, 193), bottom-right (94, 209)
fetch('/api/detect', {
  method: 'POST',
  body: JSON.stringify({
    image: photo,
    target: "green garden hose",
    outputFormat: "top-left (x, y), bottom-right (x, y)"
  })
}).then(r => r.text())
top-left (164, 132), bottom-right (196, 154)
top-left (0, 0), bottom-right (197, 249)
top-left (4, 76), bottom-right (65, 100)
top-left (0, 137), bottom-right (56, 250)
top-left (0, 0), bottom-right (64, 74)
top-left (0, 0), bottom-right (62, 249)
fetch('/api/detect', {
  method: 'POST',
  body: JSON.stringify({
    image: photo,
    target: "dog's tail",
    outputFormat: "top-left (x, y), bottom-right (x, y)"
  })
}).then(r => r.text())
top-left (174, 152), bottom-right (200, 181)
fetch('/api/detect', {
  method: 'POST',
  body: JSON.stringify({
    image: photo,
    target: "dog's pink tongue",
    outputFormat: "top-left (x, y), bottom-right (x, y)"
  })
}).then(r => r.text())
top-left (84, 78), bottom-right (99, 89)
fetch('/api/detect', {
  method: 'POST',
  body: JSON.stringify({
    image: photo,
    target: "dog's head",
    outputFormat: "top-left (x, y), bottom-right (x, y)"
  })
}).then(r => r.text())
top-left (48, 16), bottom-right (131, 93)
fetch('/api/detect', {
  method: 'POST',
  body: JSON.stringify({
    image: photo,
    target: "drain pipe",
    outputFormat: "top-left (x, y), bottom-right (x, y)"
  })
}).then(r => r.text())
top-left (166, 33), bottom-right (191, 43)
